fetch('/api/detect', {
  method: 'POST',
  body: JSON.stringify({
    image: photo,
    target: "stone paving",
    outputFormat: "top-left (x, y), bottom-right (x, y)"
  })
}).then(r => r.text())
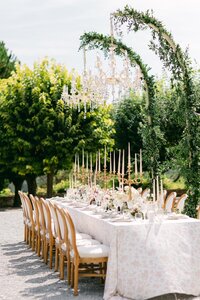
top-left (0, 208), bottom-right (200, 300)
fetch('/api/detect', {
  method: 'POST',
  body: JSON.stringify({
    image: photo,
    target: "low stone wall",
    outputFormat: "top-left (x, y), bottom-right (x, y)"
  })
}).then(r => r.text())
top-left (0, 196), bottom-right (14, 208)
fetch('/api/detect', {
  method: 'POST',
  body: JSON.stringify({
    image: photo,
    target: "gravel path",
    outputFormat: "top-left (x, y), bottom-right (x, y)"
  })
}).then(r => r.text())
top-left (0, 208), bottom-right (200, 300)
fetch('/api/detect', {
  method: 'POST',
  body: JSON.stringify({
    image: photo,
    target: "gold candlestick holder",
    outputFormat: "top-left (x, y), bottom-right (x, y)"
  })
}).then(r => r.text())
top-left (123, 164), bottom-right (143, 200)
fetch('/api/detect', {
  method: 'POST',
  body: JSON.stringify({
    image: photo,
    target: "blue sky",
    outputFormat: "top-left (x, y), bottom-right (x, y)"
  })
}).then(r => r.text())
top-left (0, 0), bottom-right (200, 76)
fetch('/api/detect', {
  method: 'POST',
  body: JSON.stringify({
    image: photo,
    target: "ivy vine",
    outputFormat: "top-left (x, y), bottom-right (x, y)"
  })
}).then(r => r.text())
top-left (113, 5), bottom-right (200, 217)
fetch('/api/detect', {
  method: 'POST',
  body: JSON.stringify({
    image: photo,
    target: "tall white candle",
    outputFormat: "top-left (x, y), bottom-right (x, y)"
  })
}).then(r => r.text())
top-left (156, 176), bottom-right (159, 202)
top-left (122, 149), bottom-right (125, 176)
top-left (74, 153), bottom-right (76, 172)
top-left (104, 146), bottom-right (106, 169)
top-left (118, 150), bottom-right (121, 175)
top-left (86, 152), bottom-right (88, 172)
top-left (128, 142), bottom-right (131, 168)
top-left (113, 150), bottom-right (116, 174)
top-left (153, 179), bottom-right (155, 202)
top-left (90, 153), bottom-right (92, 173)
top-left (110, 152), bottom-right (112, 174)
top-left (82, 148), bottom-right (84, 168)
top-left (98, 150), bottom-right (101, 172)
top-left (135, 153), bottom-right (138, 177)
top-left (77, 154), bottom-right (80, 173)
top-left (160, 179), bottom-right (164, 208)
top-left (95, 153), bottom-right (98, 173)
top-left (140, 149), bottom-right (142, 177)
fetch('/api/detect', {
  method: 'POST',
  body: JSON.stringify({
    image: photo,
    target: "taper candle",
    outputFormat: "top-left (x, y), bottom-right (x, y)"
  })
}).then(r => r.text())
top-left (113, 150), bottom-right (116, 174)
top-left (95, 153), bottom-right (98, 173)
top-left (135, 153), bottom-right (138, 177)
top-left (160, 179), bottom-right (164, 208)
top-left (156, 175), bottom-right (159, 202)
top-left (153, 179), bottom-right (156, 202)
top-left (104, 146), bottom-right (106, 169)
top-left (128, 142), bottom-right (131, 168)
top-left (122, 149), bottom-right (125, 176)
top-left (110, 152), bottom-right (112, 174)
top-left (74, 153), bottom-right (76, 172)
top-left (77, 154), bottom-right (80, 173)
top-left (118, 150), bottom-right (121, 175)
top-left (90, 153), bottom-right (92, 173)
top-left (82, 148), bottom-right (84, 168)
top-left (98, 150), bottom-right (101, 172)
top-left (140, 149), bottom-right (142, 177)
top-left (86, 152), bottom-right (88, 172)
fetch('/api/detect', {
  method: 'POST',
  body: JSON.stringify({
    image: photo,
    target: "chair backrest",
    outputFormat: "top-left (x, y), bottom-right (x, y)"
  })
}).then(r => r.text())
top-left (18, 191), bottom-right (28, 220)
top-left (41, 198), bottom-right (52, 236)
top-left (48, 201), bottom-right (61, 240)
top-left (35, 197), bottom-right (45, 234)
top-left (23, 193), bottom-right (34, 225)
top-left (54, 204), bottom-right (67, 245)
top-left (164, 192), bottom-right (177, 212)
top-left (176, 194), bottom-right (188, 213)
top-left (159, 189), bottom-right (167, 208)
top-left (141, 188), bottom-right (150, 199)
top-left (30, 194), bottom-right (39, 228)
top-left (62, 209), bottom-right (79, 258)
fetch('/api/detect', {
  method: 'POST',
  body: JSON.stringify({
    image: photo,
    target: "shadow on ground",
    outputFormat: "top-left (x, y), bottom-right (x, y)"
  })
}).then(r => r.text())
top-left (1, 242), bottom-right (104, 299)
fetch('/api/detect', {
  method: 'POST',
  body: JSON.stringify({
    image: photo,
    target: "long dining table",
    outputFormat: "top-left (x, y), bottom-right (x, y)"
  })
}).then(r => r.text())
top-left (54, 199), bottom-right (200, 300)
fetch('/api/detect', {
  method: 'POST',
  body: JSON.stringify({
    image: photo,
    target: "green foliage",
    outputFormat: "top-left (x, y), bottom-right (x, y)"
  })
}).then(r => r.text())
top-left (113, 95), bottom-right (143, 152)
top-left (53, 180), bottom-right (68, 193)
top-left (0, 41), bottom-right (18, 79)
top-left (113, 5), bottom-right (200, 216)
top-left (0, 58), bottom-right (115, 197)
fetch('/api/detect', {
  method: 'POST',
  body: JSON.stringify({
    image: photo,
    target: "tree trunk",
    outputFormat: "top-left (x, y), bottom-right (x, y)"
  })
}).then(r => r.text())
top-left (47, 172), bottom-right (54, 198)
top-left (13, 178), bottom-right (24, 207)
top-left (26, 175), bottom-right (37, 196)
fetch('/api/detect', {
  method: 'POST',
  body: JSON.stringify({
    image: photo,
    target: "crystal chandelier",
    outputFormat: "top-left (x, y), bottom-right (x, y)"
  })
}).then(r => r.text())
top-left (61, 14), bottom-right (143, 113)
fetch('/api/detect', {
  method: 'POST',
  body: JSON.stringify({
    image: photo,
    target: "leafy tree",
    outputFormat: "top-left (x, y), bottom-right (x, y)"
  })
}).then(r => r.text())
top-left (0, 58), bottom-right (115, 203)
top-left (0, 41), bottom-right (18, 79)
top-left (113, 94), bottom-right (143, 153)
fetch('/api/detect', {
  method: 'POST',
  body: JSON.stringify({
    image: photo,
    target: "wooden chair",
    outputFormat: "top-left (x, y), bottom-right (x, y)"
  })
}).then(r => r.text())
top-left (48, 200), bottom-right (61, 272)
top-left (164, 192), bottom-right (177, 213)
top-left (30, 194), bottom-right (41, 256)
top-left (63, 209), bottom-right (109, 296)
top-left (160, 189), bottom-right (167, 209)
top-left (41, 198), bottom-right (55, 269)
top-left (22, 193), bottom-right (35, 250)
top-left (35, 197), bottom-right (46, 259)
top-left (54, 204), bottom-right (100, 281)
top-left (18, 191), bottom-right (29, 243)
top-left (175, 194), bottom-right (188, 213)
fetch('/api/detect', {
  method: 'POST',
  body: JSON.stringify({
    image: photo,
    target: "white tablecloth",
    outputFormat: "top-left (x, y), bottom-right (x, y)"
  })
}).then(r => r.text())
top-left (57, 202), bottom-right (200, 300)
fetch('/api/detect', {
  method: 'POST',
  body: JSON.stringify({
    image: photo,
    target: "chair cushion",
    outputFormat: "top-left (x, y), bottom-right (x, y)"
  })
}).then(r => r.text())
top-left (71, 244), bottom-right (109, 258)
top-left (61, 239), bottom-right (100, 252)
top-left (76, 232), bottom-right (92, 240)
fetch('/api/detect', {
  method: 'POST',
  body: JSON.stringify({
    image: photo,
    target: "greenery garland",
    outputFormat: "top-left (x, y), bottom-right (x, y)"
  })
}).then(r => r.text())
top-left (113, 6), bottom-right (200, 217)
top-left (80, 32), bottom-right (164, 174)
